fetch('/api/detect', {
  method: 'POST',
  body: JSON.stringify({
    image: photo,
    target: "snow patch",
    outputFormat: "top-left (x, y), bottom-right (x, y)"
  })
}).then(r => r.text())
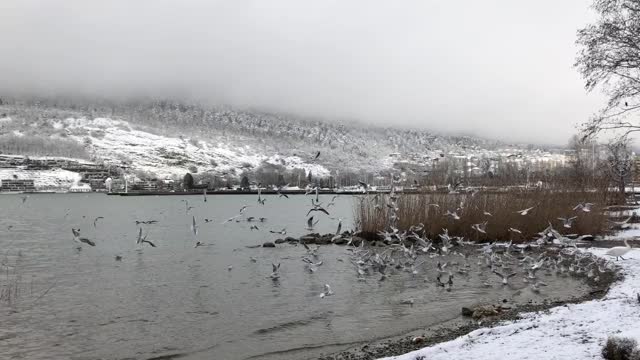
top-left (61, 117), bottom-right (331, 178)
top-left (0, 168), bottom-right (82, 189)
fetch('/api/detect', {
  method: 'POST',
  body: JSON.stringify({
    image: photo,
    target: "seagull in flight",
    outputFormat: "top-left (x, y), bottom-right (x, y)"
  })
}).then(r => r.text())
top-left (270, 263), bottom-right (281, 280)
top-left (313, 151), bottom-right (320, 160)
top-left (222, 215), bottom-right (241, 224)
top-left (492, 270), bottom-right (517, 285)
top-left (72, 228), bottom-right (95, 246)
top-left (191, 216), bottom-right (198, 236)
top-left (307, 205), bottom-right (330, 217)
top-left (471, 221), bottom-right (488, 234)
top-left (135, 220), bottom-right (158, 225)
top-left (93, 216), bottom-right (104, 228)
top-left (181, 199), bottom-right (194, 214)
top-left (136, 228), bottom-right (156, 247)
top-left (573, 203), bottom-right (594, 212)
top-left (319, 284), bottom-right (334, 298)
top-left (516, 206), bottom-right (535, 215)
top-left (306, 216), bottom-right (319, 230)
top-left (358, 181), bottom-right (369, 193)
top-left (558, 216), bottom-right (578, 228)
top-left (508, 227), bottom-right (522, 234)
top-left (276, 184), bottom-right (289, 198)
top-left (270, 228), bottom-right (287, 235)
top-left (444, 210), bottom-right (460, 220)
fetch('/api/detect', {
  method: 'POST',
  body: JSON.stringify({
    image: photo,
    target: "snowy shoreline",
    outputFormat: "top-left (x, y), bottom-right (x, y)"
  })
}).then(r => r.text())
top-left (373, 247), bottom-right (638, 360)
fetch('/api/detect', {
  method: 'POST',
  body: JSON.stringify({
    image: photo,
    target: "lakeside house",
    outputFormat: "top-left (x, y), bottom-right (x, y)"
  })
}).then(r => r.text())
top-left (0, 179), bottom-right (36, 192)
top-left (69, 183), bottom-right (92, 193)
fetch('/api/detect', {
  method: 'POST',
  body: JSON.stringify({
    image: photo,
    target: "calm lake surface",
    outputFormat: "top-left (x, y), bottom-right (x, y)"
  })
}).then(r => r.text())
top-left (0, 194), bottom-right (590, 360)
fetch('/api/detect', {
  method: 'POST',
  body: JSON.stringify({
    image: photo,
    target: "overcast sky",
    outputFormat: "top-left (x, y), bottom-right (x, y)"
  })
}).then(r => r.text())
top-left (0, 0), bottom-right (606, 145)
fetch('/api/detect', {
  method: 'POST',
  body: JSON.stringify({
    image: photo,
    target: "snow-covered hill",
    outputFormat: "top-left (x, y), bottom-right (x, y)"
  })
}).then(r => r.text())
top-left (0, 101), bottom-right (569, 182)
top-left (60, 117), bottom-right (331, 178)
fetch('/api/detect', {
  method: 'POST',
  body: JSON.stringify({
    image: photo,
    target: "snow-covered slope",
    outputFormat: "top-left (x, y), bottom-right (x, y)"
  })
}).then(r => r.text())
top-left (62, 117), bottom-right (331, 178)
top-left (0, 168), bottom-right (81, 189)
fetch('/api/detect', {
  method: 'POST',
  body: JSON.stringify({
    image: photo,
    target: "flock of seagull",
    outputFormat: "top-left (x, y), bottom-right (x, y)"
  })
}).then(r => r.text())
top-left (62, 181), bottom-right (630, 301)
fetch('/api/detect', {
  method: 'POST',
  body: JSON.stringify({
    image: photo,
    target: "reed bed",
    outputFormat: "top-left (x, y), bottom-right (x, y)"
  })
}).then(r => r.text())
top-left (354, 188), bottom-right (611, 243)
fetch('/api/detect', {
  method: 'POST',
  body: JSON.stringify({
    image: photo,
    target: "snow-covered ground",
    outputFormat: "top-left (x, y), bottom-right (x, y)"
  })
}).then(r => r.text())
top-left (62, 117), bottom-right (331, 178)
top-left (380, 248), bottom-right (640, 360)
top-left (0, 168), bottom-right (81, 189)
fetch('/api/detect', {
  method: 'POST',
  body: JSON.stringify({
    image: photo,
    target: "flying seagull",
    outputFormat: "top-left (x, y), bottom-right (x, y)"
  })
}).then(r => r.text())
top-left (136, 227), bottom-right (156, 247)
top-left (191, 216), bottom-right (198, 236)
top-left (558, 216), bottom-right (578, 228)
top-left (516, 206), bottom-right (535, 216)
top-left (573, 203), bottom-right (594, 212)
top-left (72, 228), bottom-right (95, 246)
top-left (319, 284), bottom-right (334, 298)
top-left (306, 216), bottom-right (319, 230)
top-left (492, 270), bottom-right (517, 285)
top-left (270, 263), bottom-right (281, 280)
top-left (93, 216), bottom-right (104, 228)
top-left (307, 206), bottom-right (330, 217)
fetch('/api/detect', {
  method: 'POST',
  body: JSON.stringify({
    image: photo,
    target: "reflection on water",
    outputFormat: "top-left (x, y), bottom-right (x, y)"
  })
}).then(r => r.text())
top-left (0, 194), bottom-right (590, 360)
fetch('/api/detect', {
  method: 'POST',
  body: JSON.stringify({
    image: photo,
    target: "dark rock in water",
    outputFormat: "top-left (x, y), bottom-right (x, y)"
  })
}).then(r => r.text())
top-left (284, 236), bottom-right (298, 243)
top-left (316, 234), bottom-right (334, 245)
top-left (262, 242), bottom-right (276, 248)
top-left (274, 238), bottom-right (286, 244)
top-left (304, 233), bottom-right (321, 239)
top-left (246, 245), bottom-right (261, 249)
top-left (333, 237), bottom-right (348, 245)
top-left (300, 236), bottom-right (317, 244)
top-left (471, 305), bottom-right (501, 320)
top-left (350, 236), bottom-right (365, 247)
top-left (461, 307), bottom-right (473, 317)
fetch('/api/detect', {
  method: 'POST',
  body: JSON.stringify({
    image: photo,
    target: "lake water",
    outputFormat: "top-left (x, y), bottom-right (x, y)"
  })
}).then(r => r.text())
top-left (0, 194), bottom-right (591, 360)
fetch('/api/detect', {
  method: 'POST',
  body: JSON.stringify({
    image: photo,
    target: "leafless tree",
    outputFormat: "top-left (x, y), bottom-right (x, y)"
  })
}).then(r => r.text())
top-left (607, 138), bottom-right (633, 203)
top-left (576, 0), bottom-right (640, 139)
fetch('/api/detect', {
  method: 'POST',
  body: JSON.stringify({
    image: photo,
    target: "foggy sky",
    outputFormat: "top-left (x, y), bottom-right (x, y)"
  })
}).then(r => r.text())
top-left (0, 0), bottom-right (605, 145)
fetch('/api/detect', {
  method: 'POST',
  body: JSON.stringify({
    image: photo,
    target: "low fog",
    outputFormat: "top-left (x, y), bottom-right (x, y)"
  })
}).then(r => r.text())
top-left (0, 0), bottom-right (605, 144)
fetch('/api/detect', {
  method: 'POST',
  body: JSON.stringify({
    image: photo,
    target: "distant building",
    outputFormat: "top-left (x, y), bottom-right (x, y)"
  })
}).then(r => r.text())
top-left (69, 183), bottom-right (92, 193)
top-left (0, 179), bottom-right (36, 192)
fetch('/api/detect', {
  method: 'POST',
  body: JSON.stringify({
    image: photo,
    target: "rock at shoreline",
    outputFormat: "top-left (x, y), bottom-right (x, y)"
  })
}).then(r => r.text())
top-left (471, 305), bottom-right (502, 320)
top-left (284, 236), bottom-right (298, 243)
top-left (461, 307), bottom-right (473, 317)
top-left (316, 234), bottom-right (334, 245)
top-left (300, 233), bottom-right (320, 244)
top-left (350, 236), bottom-right (365, 247)
top-left (333, 237), bottom-right (348, 245)
top-left (262, 242), bottom-right (275, 248)
top-left (274, 238), bottom-right (286, 244)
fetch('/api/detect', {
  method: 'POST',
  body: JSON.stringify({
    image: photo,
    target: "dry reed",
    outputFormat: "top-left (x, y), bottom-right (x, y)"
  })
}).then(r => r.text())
top-left (354, 188), bottom-right (611, 243)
